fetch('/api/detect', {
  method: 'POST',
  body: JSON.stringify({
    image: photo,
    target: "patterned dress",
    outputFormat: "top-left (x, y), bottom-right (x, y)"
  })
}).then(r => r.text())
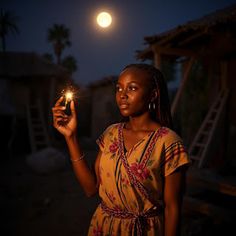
top-left (88, 123), bottom-right (190, 236)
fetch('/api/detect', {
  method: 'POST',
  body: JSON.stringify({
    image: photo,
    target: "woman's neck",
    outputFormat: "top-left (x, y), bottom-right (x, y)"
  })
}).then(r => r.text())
top-left (126, 113), bottom-right (160, 132)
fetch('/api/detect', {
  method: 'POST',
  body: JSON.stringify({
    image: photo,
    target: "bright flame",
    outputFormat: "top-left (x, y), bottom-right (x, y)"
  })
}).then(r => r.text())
top-left (65, 91), bottom-right (73, 104)
top-left (97, 12), bottom-right (112, 28)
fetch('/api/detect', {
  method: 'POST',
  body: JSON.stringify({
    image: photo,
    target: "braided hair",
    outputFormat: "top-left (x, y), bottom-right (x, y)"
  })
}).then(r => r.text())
top-left (121, 63), bottom-right (173, 129)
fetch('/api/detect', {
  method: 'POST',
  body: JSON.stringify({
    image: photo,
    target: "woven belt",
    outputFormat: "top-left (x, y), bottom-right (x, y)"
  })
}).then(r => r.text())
top-left (100, 201), bottom-right (161, 236)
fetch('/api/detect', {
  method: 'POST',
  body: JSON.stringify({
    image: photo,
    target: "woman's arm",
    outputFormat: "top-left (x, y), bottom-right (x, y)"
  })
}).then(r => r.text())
top-left (163, 167), bottom-right (187, 236)
top-left (65, 135), bottom-right (101, 197)
top-left (52, 97), bottom-right (100, 197)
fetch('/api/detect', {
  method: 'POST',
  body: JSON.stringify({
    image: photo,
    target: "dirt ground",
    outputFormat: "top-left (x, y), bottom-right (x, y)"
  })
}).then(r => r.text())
top-left (0, 148), bottom-right (100, 236)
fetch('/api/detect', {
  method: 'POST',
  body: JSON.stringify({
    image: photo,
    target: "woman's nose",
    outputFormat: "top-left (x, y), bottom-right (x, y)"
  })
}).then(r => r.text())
top-left (120, 89), bottom-right (128, 98)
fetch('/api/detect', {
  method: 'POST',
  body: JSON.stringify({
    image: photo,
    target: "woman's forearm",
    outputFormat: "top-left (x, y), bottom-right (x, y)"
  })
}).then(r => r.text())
top-left (164, 205), bottom-right (180, 236)
top-left (65, 135), bottom-right (98, 197)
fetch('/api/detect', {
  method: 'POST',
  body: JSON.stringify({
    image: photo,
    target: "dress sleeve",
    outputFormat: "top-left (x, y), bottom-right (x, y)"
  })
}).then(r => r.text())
top-left (162, 130), bottom-right (191, 177)
top-left (96, 124), bottom-right (117, 152)
top-left (96, 132), bottom-right (105, 152)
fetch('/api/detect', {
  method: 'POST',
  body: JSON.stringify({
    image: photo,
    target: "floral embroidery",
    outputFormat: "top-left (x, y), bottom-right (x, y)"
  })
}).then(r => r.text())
top-left (158, 127), bottom-right (169, 137)
top-left (109, 138), bottom-right (119, 153)
top-left (130, 162), bottom-right (150, 181)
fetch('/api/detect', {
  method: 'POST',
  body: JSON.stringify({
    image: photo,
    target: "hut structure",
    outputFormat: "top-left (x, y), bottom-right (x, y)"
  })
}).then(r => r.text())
top-left (136, 3), bottom-right (236, 231)
top-left (88, 76), bottom-right (121, 140)
top-left (0, 52), bottom-right (72, 156)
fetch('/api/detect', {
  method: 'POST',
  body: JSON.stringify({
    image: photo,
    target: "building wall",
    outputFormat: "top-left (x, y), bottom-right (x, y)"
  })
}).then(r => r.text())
top-left (90, 83), bottom-right (121, 139)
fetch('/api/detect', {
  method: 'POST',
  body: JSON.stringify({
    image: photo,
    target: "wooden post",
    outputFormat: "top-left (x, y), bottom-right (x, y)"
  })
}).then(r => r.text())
top-left (152, 45), bottom-right (162, 69)
top-left (154, 53), bottom-right (161, 69)
top-left (220, 60), bottom-right (228, 90)
top-left (171, 57), bottom-right (195, 116)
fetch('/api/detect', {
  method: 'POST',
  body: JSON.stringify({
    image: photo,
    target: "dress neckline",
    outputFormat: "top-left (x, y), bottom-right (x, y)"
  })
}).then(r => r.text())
top-left (119, 122), bottom-right (162, 155)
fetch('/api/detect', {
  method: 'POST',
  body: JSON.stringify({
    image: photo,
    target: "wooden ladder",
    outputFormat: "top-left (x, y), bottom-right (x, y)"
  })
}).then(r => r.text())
top-left (26, 98), bottom-right (50, 153)
top-left (188, 89), bottom-right (229, 168)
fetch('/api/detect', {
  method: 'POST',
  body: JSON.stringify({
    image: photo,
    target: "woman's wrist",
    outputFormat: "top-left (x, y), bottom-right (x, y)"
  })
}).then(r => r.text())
top-left (70, 153), bottom-right (85, 162)
top-left (65, 132), bottom-right (78, 143)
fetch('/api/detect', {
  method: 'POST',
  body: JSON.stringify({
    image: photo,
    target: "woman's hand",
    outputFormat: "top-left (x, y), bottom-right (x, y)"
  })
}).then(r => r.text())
top-left (52, 96), bottom-right (77, 138)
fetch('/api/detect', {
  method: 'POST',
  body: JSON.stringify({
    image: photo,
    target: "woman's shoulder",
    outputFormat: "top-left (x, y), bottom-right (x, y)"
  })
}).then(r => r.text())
top-left (96, 123), bottom-right (121, 149)
top-left (103, 122), bottom-right (122, 134)
top-left (158, 127), bottom-right (184, 144)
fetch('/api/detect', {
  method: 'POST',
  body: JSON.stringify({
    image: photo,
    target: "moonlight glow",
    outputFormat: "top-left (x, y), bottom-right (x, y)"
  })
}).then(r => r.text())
top-left (96, 12), bottom-right (112, 28)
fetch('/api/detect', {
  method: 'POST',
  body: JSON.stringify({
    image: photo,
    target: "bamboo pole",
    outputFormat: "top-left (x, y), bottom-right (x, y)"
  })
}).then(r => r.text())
top-left (171, 57), bottom-right (195, 116)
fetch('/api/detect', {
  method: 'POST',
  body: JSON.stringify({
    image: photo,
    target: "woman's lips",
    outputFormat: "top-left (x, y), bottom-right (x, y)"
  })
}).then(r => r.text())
top-left (119, 103), bottom-right (129, 109)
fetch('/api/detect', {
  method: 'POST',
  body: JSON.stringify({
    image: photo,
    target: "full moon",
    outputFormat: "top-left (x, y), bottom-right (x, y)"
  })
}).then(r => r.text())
top-left (96, 12), bottom-right (112, 28)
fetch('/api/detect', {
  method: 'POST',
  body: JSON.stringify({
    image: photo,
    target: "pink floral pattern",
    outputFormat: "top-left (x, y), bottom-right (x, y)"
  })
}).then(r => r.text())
top-left (158, 127), bottom-right (169, 137)
top-left (109, 138), bottom-right (119, 153)
top-left (130, 162), bottom-right (150, 181)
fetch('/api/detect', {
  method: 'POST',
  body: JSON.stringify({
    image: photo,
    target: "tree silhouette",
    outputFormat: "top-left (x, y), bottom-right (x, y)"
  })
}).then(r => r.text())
top-left (47, 24), bottom-right (71, 65)
top-left (0, 9), bottom-right (19, 52)
top-left (62, 55), bottom-right (77, 74)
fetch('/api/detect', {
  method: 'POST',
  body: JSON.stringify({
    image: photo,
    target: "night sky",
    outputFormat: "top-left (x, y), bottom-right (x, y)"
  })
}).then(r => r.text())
top-left (2, 0), bottom-right (236, 86)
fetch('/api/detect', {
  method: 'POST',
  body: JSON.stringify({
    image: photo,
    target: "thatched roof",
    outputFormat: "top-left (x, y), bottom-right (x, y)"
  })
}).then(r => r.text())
top-left (0, 52), bottom-right (70, 79)
top-left (137, 4), bottom-right (236, 60)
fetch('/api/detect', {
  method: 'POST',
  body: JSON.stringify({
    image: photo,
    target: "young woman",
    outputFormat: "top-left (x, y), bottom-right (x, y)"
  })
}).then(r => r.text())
top-left (52, 63), bottom-right (190, 236)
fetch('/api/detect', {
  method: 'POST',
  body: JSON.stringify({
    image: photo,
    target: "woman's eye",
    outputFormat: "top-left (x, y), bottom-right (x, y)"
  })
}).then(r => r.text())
top-left (116, 86), bottom-right (122, 92)
top-left (128, 86), bottom-right (137, 91)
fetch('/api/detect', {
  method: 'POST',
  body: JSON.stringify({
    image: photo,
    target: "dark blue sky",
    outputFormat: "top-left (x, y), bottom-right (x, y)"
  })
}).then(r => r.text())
top-left (2, 0), bottom-right (236, 86)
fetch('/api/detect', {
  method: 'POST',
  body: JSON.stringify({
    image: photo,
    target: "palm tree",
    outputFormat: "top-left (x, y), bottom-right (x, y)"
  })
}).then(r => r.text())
top-left (0, 9), bottom-right (19, 52)
top-left (62, 55), bottom-right (77, 74)
top-left (47, 24), bottom-right (71, 65)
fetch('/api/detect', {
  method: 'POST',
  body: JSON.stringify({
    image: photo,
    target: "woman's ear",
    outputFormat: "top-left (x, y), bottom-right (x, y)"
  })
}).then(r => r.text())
top-left (151, 89), bottom-right (159, 102)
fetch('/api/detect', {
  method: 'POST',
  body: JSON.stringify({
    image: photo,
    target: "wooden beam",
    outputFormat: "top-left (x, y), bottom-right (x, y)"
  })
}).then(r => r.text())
top-left (220, 60), bottom-right (228, 90)
top-left (152, 44), bottom-right (195, 57)
top-left (171, 57), bottom-right (195, 116)
top-left (178, 30), bottom-right (207, 46)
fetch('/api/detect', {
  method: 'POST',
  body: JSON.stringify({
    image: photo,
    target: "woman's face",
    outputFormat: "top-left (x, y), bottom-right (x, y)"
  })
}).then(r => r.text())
top-left (116, 67), bottom-right (152, 117)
